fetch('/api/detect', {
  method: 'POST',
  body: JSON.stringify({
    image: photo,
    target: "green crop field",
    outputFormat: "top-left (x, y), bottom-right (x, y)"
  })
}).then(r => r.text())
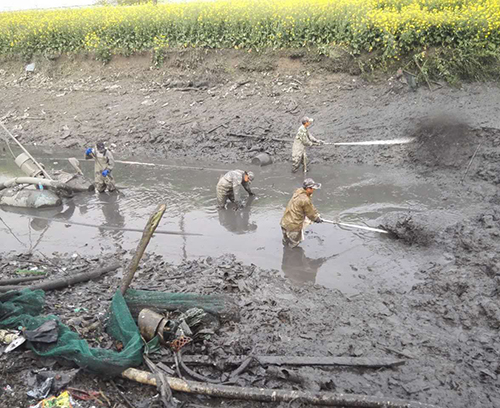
top-left (1, 0), bottom-right (499, 81)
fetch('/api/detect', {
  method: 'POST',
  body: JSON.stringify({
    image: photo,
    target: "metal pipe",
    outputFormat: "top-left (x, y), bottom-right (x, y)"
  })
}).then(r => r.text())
top-left (0, 177), bottom-right (73, 192)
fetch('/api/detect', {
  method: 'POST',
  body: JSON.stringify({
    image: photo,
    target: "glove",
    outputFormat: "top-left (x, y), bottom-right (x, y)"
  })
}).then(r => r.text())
top-left (315, 217), bottom-right (323, 223)
top-left (102, 169), bottom-right (110, 177)
top-left (85, 148), bottom-right (93, 156)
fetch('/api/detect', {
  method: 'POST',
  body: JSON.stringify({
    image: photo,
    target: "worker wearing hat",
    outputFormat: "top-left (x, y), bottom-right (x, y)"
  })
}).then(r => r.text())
top-left (216, 169), bottom-right (255, 209)
top-left (292, 116), bottom-right (325, 173)
top-left (84, 141), bottom-right (116, 193)
top-left (280, 178), bottom-right (323, 247)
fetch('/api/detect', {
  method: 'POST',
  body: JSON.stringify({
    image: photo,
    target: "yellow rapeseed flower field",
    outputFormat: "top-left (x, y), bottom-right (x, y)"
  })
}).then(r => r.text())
top-left (0, 0), bottom-right (498, 61)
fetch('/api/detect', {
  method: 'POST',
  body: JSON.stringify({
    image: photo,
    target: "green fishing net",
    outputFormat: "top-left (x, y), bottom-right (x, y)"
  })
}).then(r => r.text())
top-left (0, 289), bottom-right (143, 375)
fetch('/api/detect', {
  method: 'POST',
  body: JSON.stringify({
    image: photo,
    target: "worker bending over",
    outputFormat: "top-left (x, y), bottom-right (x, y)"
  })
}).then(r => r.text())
top-left (217, 170), bottom-right (254, 209)
top-left (85, 141), bottom-right (116, 193)
top-left (292, 116), bottom-right (325, 173)
top-left (280, 178), bottom-right (323, 247)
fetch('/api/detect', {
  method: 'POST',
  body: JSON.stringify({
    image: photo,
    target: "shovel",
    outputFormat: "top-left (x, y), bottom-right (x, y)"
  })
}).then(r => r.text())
top-left (322, 219), bottom-right (389, 234)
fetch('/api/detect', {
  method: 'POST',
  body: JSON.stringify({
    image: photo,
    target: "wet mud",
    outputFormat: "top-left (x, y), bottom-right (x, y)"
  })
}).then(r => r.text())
top-left (1, 53), bottom-right (500, 407)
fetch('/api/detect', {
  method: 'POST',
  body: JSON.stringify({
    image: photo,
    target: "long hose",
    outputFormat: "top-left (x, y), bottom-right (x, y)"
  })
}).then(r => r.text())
top-left (11, 213), bottom-right (203, 237)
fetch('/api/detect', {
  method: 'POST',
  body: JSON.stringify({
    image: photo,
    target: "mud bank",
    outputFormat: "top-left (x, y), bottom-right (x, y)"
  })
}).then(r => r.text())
top-left (0, 52), bottom-right (499, 169)
top-left (1, 53), bottom-right (500, 407)
top-left (0, 251), bottom-right (499, 408)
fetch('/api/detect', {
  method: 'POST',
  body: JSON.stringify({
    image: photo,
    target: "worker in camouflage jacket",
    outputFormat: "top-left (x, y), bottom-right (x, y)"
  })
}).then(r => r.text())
top-left (280, 178), bottom-right (323, 247)
top-left (292, 116), bottom-right (325, 173)
top-left (217, 170), bottom-right (255, 209)
top-left (84, 141), bottom-right (116, 193)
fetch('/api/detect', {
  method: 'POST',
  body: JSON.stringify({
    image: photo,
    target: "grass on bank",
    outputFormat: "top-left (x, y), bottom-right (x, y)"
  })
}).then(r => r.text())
top-left (0, 0), bottom-right (499, 82)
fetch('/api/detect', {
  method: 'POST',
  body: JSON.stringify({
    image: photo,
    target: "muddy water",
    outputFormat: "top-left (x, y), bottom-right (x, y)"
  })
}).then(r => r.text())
top-left (0, 149), bottom-right (464, 294)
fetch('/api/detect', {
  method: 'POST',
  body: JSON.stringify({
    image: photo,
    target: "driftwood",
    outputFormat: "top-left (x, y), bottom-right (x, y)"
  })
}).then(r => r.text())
top-left (122, 368), bottom-right (438, 408)
top-left (162, 355), bottom-right (406, 369)
top-left (0, 264), bottom-right (119, 292)
top-left (120, 204), bottom-right (166, 295)
top-left (0, 275), bottom-right (46, 286)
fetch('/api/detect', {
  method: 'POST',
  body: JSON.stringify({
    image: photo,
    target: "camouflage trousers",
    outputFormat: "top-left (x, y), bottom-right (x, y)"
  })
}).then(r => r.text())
top-left (291, 151), bottom-right (307, 173)
top-left (281, 228), bottom-right (304, 248)
top-left (95, 173), bottom-right (116, 193)
top-left (216, 179), bottom-right (234, 208)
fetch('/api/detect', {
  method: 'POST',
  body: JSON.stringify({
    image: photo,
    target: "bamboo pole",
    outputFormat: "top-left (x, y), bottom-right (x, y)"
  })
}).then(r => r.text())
top-left (120, 204), bottom-right (166, 295)
top-left (121, 368), bottom-right (438, 408)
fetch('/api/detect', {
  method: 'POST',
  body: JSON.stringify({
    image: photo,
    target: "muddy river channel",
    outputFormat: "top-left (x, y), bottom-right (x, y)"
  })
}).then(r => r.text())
top-left (0, 149), bottom-right (468, 294)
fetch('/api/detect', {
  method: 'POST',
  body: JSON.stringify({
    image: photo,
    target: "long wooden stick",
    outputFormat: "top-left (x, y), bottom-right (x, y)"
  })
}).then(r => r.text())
top-left (120, 204), bottom-right (166, 295)
top-left (0, 121), bottom-right (53, 180)
top-left (322, 219), bottom-right (388, 234)
top-left (461, 143), bottom-right (481, 184)
top-left (121, 368), bottom-right (438, 408)
top-left (160, 355), bottom-right (405, 369)
top-left (0, 264), bottom-right (119, 292)
top-left (0, 275), bottom-right (46, 286)
top-left (414, 58), bottom-right (433, 91)
top-left (15, 214), bottom-right (201, 237)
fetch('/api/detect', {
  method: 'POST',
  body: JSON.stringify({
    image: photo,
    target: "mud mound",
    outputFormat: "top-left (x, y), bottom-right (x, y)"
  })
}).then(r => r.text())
top-left (380, 213), bottom-right (434, 246)
top-left (380, 210), bottom-right (463, 246)
top-left (408, 115), bottom-right (473, 168)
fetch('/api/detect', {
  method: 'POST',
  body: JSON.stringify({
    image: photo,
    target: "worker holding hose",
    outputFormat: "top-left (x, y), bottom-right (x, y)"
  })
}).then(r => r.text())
top-left (216, 170), bottom-right (255, 209)
top-left (291, 116), bottom-right (325, 173)
top-left (84, 141), bottom-right (116, 193)
top-left (281, 178), bottom-right (323, 248)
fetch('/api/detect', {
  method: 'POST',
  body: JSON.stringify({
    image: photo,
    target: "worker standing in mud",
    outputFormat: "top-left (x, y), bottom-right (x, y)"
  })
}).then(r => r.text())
top-left (281, 178), bottom-right (323, 247)
top-left (84, 141), bottom-right (116, 193)
top-left (217, 170), bottom-right (255, 209)
top-left (292, 116), bottom-right (325, 173)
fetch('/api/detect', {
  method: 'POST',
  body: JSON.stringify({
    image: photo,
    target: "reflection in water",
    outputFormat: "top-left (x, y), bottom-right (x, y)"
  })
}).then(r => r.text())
top-left (281, 246), bottom-right (334, 284)
top-left (99, 192), bottom-right (125, 242)
top-left (0, 151), bottom-right (455, 292)
top-left (217, 195), bottom-right (257, 234)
